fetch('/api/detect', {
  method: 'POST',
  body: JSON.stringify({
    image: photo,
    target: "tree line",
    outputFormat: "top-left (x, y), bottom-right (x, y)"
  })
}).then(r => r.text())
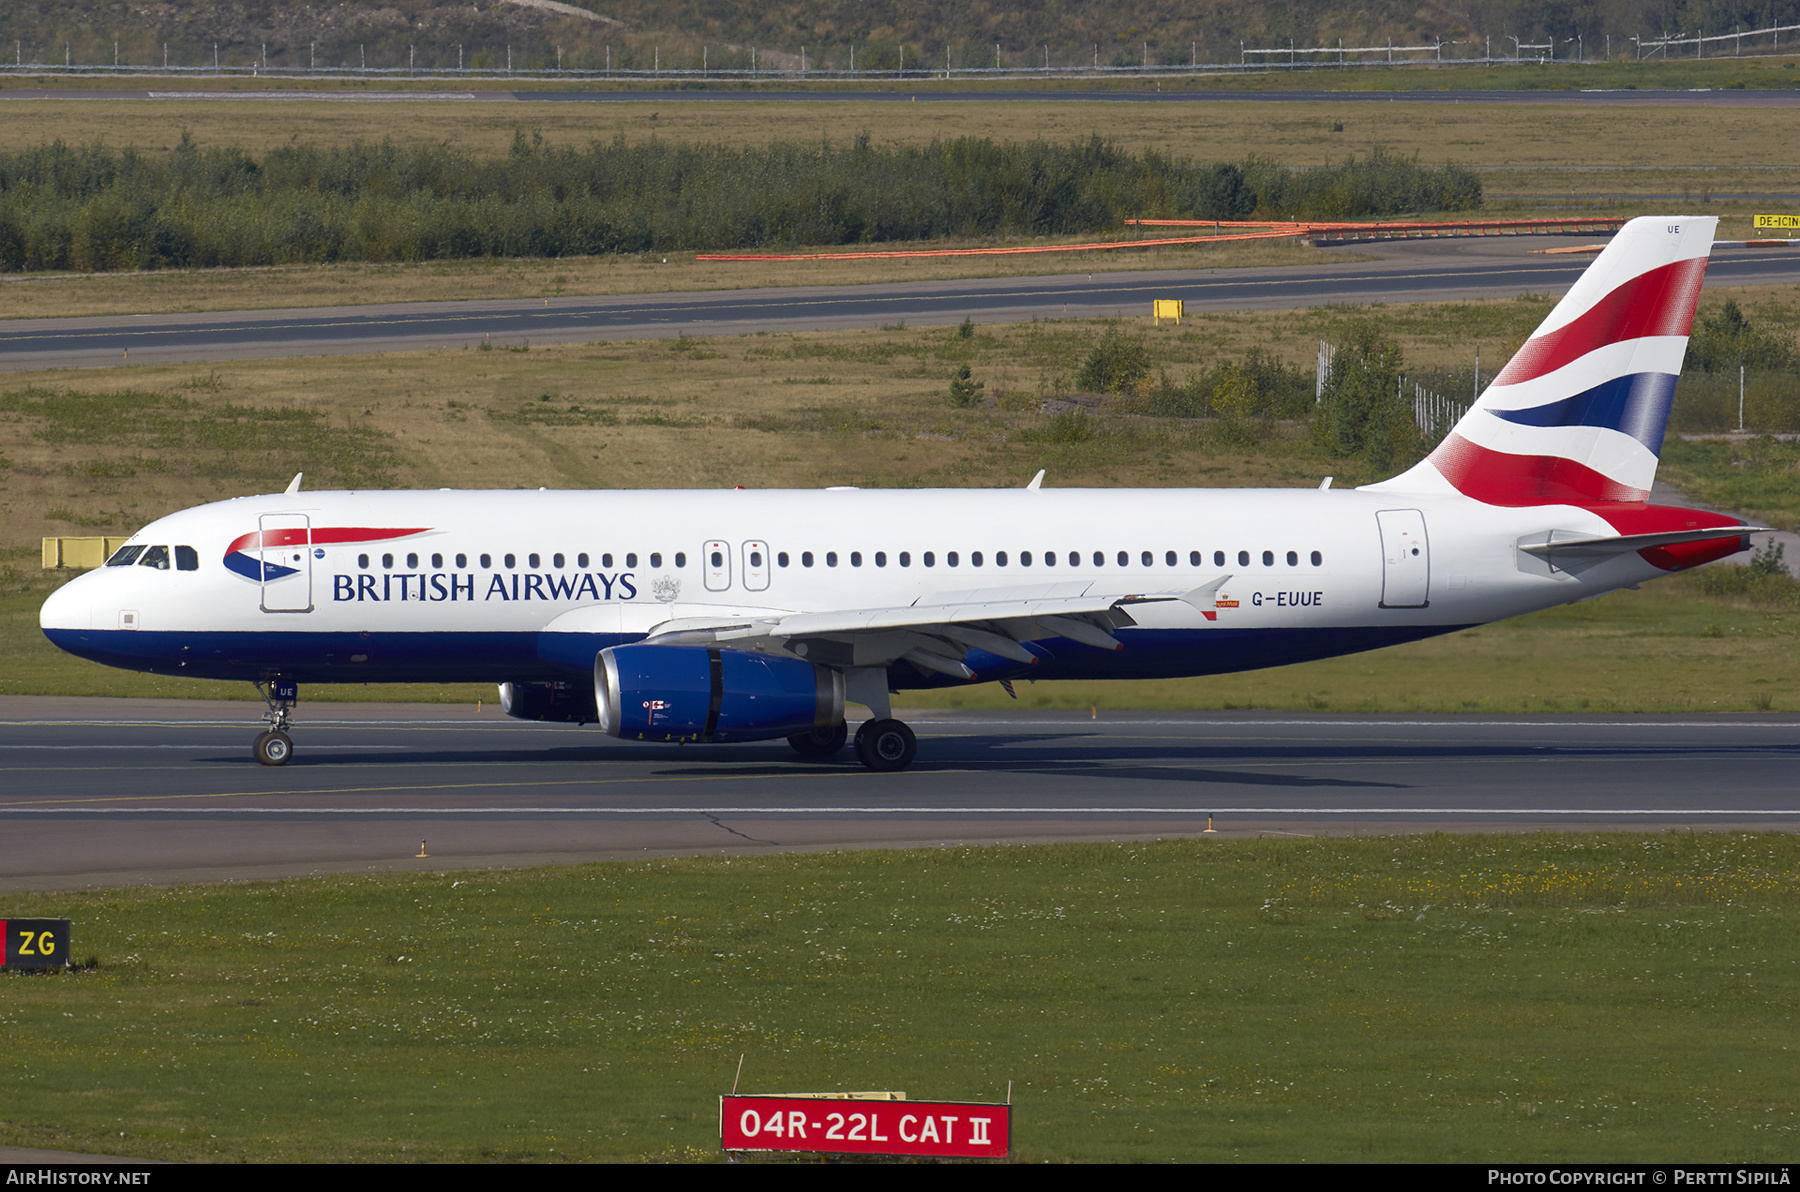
top-left (0, 133), bottom-right (1480, 273)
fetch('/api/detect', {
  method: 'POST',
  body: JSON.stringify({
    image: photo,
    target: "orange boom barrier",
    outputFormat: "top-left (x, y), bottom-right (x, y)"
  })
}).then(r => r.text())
top-left (692, 217), bottom-right (1628, 263)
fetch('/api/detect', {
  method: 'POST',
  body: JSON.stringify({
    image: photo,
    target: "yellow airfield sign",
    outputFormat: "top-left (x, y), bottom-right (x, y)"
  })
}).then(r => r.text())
top-left (1753, 214), bottom-right (1799, 230)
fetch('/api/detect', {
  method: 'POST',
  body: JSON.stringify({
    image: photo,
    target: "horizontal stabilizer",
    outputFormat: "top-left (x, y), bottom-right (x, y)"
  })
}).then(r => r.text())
top-left (1518, 525), bottom-right (1765, 559)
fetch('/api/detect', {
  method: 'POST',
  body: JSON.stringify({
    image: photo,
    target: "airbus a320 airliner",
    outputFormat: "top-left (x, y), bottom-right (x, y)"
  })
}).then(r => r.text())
top-left (40, 216), bottom-right (1755, 771)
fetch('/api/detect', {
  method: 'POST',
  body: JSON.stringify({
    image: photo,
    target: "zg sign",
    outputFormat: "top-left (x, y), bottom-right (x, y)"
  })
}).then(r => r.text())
top-left (721, 1095), bottom-right (1010, 1158)
top-left (3, 919), bottom-right (71, 969)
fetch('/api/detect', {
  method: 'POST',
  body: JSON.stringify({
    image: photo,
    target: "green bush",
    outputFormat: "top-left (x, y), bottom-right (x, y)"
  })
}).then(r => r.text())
top-left (1313, 322), bottom-right (1419, 471)
top-left (1076, 326), bottom-right (1151, 394)
top-left (0, 136), bottom-right (1479, 272)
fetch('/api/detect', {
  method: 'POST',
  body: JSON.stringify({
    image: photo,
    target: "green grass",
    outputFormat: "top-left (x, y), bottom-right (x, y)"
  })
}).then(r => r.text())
top-left (1662, 437), bottom-right (1800, 531)
top-left (4, 834), bottom-right (1798, 1162)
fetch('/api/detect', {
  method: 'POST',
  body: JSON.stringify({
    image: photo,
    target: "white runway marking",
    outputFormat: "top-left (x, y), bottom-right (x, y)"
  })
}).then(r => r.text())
top-left (4, 805), bottom-right (1795, 816)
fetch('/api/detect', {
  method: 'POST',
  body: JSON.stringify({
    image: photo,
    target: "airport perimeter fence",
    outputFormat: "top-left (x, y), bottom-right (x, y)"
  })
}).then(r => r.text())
top-left (5, 20), bottom-right (1798, 83)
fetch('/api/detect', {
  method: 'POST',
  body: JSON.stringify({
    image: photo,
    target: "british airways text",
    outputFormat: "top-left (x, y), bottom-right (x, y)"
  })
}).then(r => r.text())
top-left (332, 571), bottom-right (639, 602)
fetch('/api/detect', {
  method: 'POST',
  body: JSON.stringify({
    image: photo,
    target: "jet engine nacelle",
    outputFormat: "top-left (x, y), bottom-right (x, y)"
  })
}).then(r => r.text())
top-left (595, 644), bottom-right (845, 743)
top-left (498, 680), bottom-right (600, 724)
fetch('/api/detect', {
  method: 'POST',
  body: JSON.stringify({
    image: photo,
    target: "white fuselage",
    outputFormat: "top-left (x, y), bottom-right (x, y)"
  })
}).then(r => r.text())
top-left (40, 485), bottom-right (1665, 690)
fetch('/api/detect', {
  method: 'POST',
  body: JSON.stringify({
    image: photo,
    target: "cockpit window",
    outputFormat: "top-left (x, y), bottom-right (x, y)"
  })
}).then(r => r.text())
top-left (138, 545), bottom-right (171, 570)
top-left (175, 546), bottom-right (199, 571)
top-left (106, 545), bottom-right (146, 567)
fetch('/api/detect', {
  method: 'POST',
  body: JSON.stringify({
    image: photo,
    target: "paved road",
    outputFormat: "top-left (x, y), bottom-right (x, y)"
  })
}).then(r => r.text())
top-left (8, 240), bottom-right (1800, 370)
top-left (8, 88), bottom-right (1800, 106)
top-left (3, 698), bottom-right (1795, 891)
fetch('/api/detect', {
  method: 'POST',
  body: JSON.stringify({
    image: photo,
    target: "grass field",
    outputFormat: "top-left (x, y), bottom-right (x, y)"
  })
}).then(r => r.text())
top-left (4, 833), bottom-right (1797, 1162)
top-left (5, 94), bottom-right (1800, 186)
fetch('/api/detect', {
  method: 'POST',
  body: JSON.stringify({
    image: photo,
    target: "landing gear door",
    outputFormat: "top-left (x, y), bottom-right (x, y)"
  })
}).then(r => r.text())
top-left (258, 513), bottom-right (313, 613)
top-left (742, 540), bottom-right (770, 592)
top-left (1377, 509), bottom-right (1430, 609)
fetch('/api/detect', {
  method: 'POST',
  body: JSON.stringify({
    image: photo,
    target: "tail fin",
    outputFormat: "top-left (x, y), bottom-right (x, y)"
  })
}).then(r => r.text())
top-left (1371, 216), bottom-right (1716, 506)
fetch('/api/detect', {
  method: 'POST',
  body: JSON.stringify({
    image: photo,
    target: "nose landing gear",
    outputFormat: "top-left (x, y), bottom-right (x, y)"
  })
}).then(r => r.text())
top-left (253, 678), bottom-right (298, 766)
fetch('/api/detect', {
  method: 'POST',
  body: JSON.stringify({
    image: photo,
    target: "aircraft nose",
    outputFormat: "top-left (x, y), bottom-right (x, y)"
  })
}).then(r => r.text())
top-left (40, 574), bottom-right (94, 632)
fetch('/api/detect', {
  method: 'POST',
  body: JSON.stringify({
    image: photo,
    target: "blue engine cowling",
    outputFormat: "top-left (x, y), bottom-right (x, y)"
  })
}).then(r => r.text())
top-left (595, 644), bottom-right (846, 743)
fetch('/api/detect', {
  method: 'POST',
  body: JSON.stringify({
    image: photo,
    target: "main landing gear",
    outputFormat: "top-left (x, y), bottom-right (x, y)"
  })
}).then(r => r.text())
top-left (785, 718), bottom-right (919, 771)
top-left (787, 720), bottom-right (848, 758)
top-left (253, 678), bottom-right (298, 767)
top-left (853, 718), bottom-right (917, 772)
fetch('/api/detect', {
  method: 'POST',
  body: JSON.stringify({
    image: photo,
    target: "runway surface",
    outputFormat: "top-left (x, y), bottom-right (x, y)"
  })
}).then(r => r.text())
top-left (8, 239), bottom-right (1800, 370)
top-left (3, 697), bottom-right (1796, 891)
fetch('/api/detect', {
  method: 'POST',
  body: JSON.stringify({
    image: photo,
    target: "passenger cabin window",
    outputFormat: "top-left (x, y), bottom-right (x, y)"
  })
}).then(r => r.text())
top-left (802, 552), bottom-right (814, 567)
top-left (923, 551), bottom-right (935, 567)
top-left (383, 553), bottom-right (395, 569)
top-left (480, 554), bottom-right (492, 569)
top-left (358, 553), bottom-right (370, 570)
top-left (826, 552), bottom-right (838, 567)
top-left (626, 553), bottom-right (638, 568)
top-left (408, 552), bottom-right (420, 569)
top-left (1311, 551), bottom-right (1323, 566)
top-left (1287, 551), bottom-right (1299, 566)
top-left (176, 546), bottom-right (199, 571)
top-left (1215, 551), bottom-right (1226, 567)
top-left (457, 553), bottom-right (469, 569)
top-left (528, 553), bottom-right (540, 569)
top-left (674, 552), bottom-right (686, 568)
top-left (432, 553), bottom-right (444, 569)
top-left (602, 554), bottom-right (614, 569)
top-left (1237, 550), bottom-right (1250, 567)
top-left (996, 551), bottom-right (1008, 567)
top-left (577, 553), bottom-right (588, 568)
top-left (875, 551), bottom-right (887, 567)
top-left (650, 553), bottom-right (662, 568)
top-left (899, 552), bottom-right (911, 567)
top-left (778, 552), bottom-right (790, 567)
top-left (1262, 550), bottom-right (1275, 566)
top-left (850, 552), bottom-right (862, 567)
top-left (138, 546), bottom-right (170, 570)
top-left (107, 545), bottom-right (145, 567)
top-left (552, 553), bottom-right (565, 569)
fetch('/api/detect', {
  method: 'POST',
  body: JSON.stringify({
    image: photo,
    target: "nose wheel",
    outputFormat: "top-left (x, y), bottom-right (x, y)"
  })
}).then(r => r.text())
top-left (253, 730), bottom-right (293, 766)
top-left (253, 678), bottom-right (299, 766)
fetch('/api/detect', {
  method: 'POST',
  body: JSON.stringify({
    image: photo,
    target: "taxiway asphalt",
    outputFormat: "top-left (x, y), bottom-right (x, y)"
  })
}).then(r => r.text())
top-left (7, 239), bottom-right (1800, 371)
top-left (3, 697), bottom-right (1795, 891)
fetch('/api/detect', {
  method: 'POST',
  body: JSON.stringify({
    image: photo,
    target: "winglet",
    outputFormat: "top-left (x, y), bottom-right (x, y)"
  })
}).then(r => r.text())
top-left (1026, 469), bottom-right (1045, 491)
top-left (284, 472), bottom-right (304, 495)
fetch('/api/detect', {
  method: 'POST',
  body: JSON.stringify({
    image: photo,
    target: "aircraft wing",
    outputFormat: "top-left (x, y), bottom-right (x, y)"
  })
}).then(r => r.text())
top-left (643, 575), bottom-right (1233, 679)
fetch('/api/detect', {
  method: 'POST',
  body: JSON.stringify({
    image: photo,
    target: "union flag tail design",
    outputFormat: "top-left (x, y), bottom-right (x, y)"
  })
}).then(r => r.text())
top-left (1372, 216), bottom-right (1716, 506)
